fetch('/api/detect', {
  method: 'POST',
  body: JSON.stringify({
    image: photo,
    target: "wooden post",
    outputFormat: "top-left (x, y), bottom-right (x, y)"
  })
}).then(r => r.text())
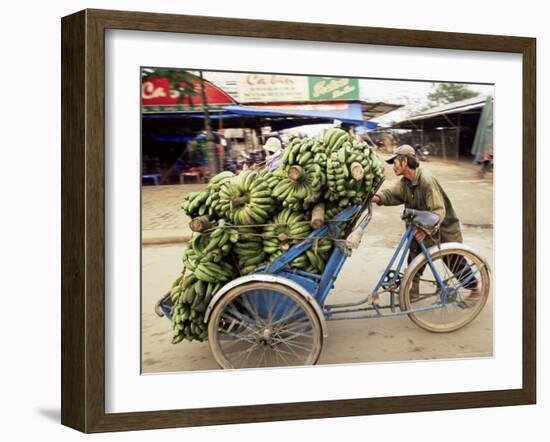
top-left (232, 195), bottom-right (249, 207)
top-left (310, 203), bottom-right (325, 229)
top-left (189, 216), bottom-right (211, 233)
top-left (199, 70), bottom-right (219, 176)
top-left (287, 165), bottom-right (305, 182)
top-left (441, 129), bottom-right (446, 160)
top-left (277, 232), bottom-right (289, 242)
top-left (350, 162), bottom-right (364, 181)
top-left (455, 114), bottom-right (461, 162)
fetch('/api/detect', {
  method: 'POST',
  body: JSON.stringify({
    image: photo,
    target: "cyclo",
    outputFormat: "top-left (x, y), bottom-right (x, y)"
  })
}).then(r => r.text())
top-left (157, 191), bottom-right (491, 369)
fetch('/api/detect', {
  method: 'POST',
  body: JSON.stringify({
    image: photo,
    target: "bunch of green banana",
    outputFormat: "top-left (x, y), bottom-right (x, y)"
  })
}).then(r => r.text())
top-left (218, 170), bottom-right (275, 225)
top-left (322, 129), bottom-right (377, 204)
top-left (170, 272), bottom-right (224, 343)
top-left (172, 220), bottom-right (242, 344)
top-left (367, 146), bottom-right (384, 189)
top-left (305, 238), bottom-right (336, 273)
top-left (257, 167), bottom-right (284, 190)
top-left (273, 177), bottom-right (312, 210)
top-left (283, 237), bottom-right (334, 273)
top-left (181, 191), bottom-right (209, 217)
top-left (347, 140), bottom-right (371, 167)
top-left (282, 139), bottom-right (325, 210)
top-left (208, 170), bottom-right (235, 189)
top-left (323, 128), bottom-right (350, 154)
top-left (302, 162), bottom-right (324, 207)
top-left (272, 166), bottom-right (324, 210)
top-left (182, 220), bottom-right (238, 270)
top-left (262, 209), bottom-right (311, 261)
top-left (180, 171), bottom-right (235, 219)
top-left (182, 233), bottom-right (210, 270)
top-left (204, 219), bottom-right (238, 253)
top-left (206, 171), bottom-right (236, 218)
top-left (311, 138), bottom-right (328, 169)
top-left (231, 227), bottom-right (267, 274)
top-left (324, 152), bottom-right (349, 202)
top-left (281, 138), bottom-right (314, 168)
top-left (171, 302), bottom-right (207, 344)
top-left (325, 205), bottom-right (342, 220)
top-left (281, 137), bottom-right (328, 172)
top-left (193, 260), bottom-right (235, 283)
top-left (347, 142), bottom-right (384, 197)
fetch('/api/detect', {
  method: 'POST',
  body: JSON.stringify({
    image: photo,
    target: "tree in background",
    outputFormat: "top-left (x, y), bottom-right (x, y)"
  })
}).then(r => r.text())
top-left (427, 83), bottom-right (479, 107)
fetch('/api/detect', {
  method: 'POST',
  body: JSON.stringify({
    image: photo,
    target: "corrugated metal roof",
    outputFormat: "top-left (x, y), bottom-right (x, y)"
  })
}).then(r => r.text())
top-left (396, 95), bottom-right (489, 124)
top-left (361, 101), bottom-right (403, 120)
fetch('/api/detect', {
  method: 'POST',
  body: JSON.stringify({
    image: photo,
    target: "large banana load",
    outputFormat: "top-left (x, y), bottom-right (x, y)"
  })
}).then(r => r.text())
top-left (169, 129), bottom-right (384, 344)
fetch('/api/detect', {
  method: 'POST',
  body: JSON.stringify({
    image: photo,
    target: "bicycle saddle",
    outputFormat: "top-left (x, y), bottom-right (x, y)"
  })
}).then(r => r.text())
top-left (401, 208), bottom-right (440, 230)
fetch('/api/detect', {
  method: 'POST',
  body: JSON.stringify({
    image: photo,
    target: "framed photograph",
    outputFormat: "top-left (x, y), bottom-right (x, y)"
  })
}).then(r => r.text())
top-left (61, 9), bottom-right (536, 433)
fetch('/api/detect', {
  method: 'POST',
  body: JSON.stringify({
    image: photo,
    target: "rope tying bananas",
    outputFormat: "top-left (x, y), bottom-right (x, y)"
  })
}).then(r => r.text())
top-left (169, 129), bottom-right (384, 344)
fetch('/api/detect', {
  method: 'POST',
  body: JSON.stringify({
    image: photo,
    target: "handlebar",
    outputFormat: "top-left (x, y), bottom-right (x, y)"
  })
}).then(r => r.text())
top-left (345, 200), bottom-right (374, 250)
top-left (359, 200), bottom-right (373, 230)
top-left (400, 208), bottom-right (440, 233)
top-left (343, 179), bottom-right (384, 238)
top-left (154, 291), bottom-right (171, 317)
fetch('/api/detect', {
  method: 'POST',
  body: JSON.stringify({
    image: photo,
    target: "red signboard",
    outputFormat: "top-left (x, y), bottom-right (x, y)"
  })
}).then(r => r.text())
top-left (142, 77), bottom-right (236, 110)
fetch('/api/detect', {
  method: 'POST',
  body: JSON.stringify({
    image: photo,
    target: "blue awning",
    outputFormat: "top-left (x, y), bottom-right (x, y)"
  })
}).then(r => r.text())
top-left (221, 102), bottom-right (367, 125)
top-left (143, 112), bottom-right (241, 120)
top-left (142, 102), bottom-right (378, 128)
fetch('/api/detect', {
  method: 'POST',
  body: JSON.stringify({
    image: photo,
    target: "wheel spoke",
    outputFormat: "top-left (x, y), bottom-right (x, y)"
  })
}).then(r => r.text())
top-left (220, 307), bottom-right (265, 338)
top-left (273, 326), bottom-right (313, 343)
top-left (235, 341), bottom-right (261, 368)
top-left (231, 339), bottom-right (262, 368)
top-left (225, 303), bottom-right (254, 324)
top-left (256, 345), bottom-right (268, 368)
top-left (218, 329), bottom-right (257, 345)
top-left (268, 304), bottom-right (303, 328)
top-left (272, 337), bottom-right (314, 353)
top-left (273, 344), bottom-right (302, 361)
top-left (266, 291), bottom-right (277, 326)
top-left (271, 345), bottom-right (293, 366)
top-left (240, 293), bottom-right (266, 326)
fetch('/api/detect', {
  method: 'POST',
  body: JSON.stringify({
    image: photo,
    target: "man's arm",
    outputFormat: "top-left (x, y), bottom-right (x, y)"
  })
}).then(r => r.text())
top-left (424, 180), bottom-right (446, 230)
top-left (373, 181), bottom-right (404, 206)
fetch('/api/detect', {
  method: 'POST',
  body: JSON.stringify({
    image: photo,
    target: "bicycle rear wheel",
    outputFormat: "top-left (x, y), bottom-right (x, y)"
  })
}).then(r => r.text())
top-left (400, 245), bottom-right (490, 333)
top-left (208, 282), bottom-right (323, 369)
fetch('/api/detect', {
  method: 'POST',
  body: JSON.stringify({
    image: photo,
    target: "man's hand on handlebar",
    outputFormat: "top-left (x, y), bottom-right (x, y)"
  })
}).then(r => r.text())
top-left (414, 228), bottom-right (427, 242)
top-left (372, 194), bottom-right (381, 205)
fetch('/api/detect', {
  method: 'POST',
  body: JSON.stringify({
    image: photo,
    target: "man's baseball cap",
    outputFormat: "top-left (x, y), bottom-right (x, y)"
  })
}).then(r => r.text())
top-left (386, 144), bottom-right (416, 164)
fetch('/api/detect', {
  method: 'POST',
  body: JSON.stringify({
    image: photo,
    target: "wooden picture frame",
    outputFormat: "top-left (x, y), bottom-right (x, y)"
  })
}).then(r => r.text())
top-left (61, 8), bottom-right (536, 433)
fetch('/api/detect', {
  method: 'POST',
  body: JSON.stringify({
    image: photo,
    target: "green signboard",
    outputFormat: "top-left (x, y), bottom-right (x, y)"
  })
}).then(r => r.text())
top-left (308, 77), bottom-right (360, 101)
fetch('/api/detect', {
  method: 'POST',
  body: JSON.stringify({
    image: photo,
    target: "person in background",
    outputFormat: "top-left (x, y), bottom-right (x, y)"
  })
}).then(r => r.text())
top-left (479, 147), bottom-right (493, 179)
top-left (239, 151), bottom-right (250, 172)
top-left (263, 137), bottom-right (283, 169)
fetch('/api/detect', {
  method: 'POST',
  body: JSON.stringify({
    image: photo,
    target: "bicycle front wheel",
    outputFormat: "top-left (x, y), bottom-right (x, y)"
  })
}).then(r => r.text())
top-left (208, 282), bottom-right (323, 369)
top-left (400, 245), bottom-right (490, 333)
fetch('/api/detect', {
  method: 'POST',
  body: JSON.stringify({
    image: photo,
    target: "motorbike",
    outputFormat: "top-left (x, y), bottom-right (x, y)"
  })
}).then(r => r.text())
top-left (414, 144), bottom-right (430, 161)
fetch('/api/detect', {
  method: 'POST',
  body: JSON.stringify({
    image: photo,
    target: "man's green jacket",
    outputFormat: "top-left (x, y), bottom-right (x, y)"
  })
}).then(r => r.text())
top-left (376, 167), bottom-right (463, 243)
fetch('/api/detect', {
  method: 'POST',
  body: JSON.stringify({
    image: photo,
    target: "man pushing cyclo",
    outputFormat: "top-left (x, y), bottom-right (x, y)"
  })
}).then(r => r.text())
top-left (369, 144), bottom-right (482, 308)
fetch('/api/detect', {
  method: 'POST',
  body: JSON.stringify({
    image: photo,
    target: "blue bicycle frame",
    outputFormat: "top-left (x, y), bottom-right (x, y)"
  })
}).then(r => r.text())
top-left (256, 203), bottom-right (454, 321)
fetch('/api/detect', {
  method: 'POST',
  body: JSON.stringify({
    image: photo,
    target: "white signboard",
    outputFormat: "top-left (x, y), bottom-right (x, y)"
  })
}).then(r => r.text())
top-left (237, 74), bottom-right (309, 103)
